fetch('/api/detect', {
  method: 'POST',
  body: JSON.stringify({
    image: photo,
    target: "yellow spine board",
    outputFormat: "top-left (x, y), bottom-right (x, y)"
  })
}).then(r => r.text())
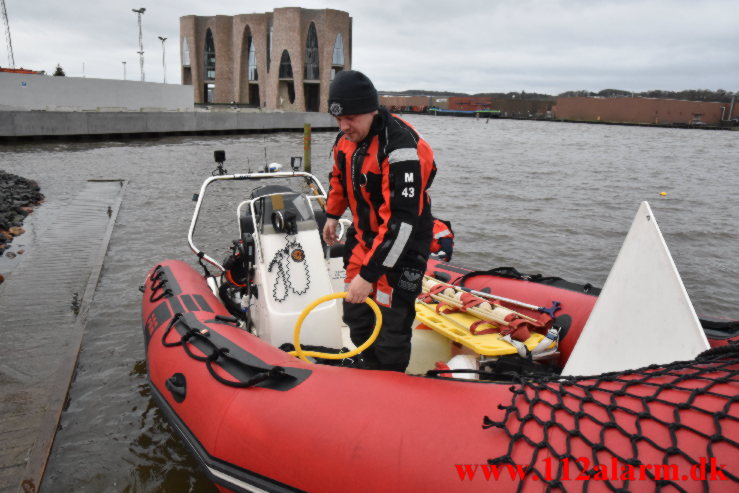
top-left (422, 278), bottom-right (539, 325)
top-left (414, 303), bottom-right (548, 356)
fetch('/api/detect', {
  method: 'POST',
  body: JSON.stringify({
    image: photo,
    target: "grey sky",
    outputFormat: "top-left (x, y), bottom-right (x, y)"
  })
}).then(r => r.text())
top-left (3, 0), bottom-right (738, 95)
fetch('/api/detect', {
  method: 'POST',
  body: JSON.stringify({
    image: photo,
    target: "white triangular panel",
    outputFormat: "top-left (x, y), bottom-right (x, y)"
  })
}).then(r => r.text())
top-left (562, 202), bottom-right (709, 376)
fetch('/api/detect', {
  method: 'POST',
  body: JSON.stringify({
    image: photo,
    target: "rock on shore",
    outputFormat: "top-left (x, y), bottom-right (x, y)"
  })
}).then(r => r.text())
top-left (0, 170), bottom-right (44, 254)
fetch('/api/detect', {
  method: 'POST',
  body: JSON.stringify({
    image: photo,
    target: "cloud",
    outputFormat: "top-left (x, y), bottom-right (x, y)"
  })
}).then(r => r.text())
top-left (2, 0), bottom-right (738, 93)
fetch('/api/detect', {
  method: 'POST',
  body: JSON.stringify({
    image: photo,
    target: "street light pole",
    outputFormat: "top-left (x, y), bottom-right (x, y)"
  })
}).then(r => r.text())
top-left (122, 61), bottom-right (127, 80)
top-left (132, 8), bottom-right (146, 81)
top-left (158, 36), bottom-right (167, 84)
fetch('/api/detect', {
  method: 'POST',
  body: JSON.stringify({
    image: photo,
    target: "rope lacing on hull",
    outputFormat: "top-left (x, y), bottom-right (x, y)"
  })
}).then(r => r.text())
top-left (161, 313), bottom-right (286, 388)
top-left (148, 265), bottom-right (173, 302)
top-left (483, 345), bottom-right (739, 492)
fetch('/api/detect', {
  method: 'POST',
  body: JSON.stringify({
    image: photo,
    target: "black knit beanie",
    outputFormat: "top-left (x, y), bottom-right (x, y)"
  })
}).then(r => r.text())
top-left (328, 70), bottom-right (379, 116)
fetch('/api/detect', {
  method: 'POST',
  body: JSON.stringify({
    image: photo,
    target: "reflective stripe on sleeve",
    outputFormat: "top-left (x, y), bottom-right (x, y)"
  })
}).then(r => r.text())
top-left (388, 147), bottom-right (418, 164)
top-left (382, 222), bottom-right (412, 268)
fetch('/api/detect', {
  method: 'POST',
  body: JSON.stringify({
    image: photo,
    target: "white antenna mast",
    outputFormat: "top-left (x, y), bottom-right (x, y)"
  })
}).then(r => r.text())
top-left (1, 0), bottom-right (15, 68)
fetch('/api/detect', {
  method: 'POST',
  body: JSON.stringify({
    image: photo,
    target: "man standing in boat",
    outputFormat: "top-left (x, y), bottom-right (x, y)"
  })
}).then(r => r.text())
top-left (322, 70), bottom-right (437, 372)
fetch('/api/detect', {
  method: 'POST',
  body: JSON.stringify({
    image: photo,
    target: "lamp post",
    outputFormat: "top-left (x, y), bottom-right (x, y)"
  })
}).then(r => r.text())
top-left (158, 36), bottom-right (167, 84)
top-left (132, 8), bottom-right (146, 81)
top-left (122, 61), bottom-right (126, 80)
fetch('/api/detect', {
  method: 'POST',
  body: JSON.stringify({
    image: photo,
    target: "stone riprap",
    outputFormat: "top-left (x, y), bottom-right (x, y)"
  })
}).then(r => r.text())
top-left (0, 170), bottom-right (44, 256)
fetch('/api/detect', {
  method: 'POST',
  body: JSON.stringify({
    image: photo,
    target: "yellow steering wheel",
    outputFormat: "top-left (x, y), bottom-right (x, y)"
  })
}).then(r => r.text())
top-left (289, 292), bottom-right (382, 363)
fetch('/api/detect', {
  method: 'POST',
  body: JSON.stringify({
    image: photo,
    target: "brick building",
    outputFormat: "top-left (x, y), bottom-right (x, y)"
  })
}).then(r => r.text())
top-left (379, 95), bottom-right (431, 112)
top-left (554, 97), bottom-right (737, 126)
top-left (448, 96), bottom-right (553, 117)
top-left (180, 8), bottom-right (352, 111)
top-left (491, 98), bottom-right (554, 118)
top-left (448, 96), bottom-right (494, 112)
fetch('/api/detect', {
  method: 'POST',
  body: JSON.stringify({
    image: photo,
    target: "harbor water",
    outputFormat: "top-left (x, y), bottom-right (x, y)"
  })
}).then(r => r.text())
top-left (1, 117), bottom-right (737, 491)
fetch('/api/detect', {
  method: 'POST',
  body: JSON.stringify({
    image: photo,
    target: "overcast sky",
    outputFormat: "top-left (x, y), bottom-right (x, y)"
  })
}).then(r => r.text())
top-left (3, 0), bottom-right (738, 95)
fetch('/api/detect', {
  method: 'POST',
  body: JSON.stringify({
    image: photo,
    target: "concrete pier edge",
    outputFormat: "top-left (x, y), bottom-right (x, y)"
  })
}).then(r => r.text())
top-left (0, 111), bottom-right (337, 143)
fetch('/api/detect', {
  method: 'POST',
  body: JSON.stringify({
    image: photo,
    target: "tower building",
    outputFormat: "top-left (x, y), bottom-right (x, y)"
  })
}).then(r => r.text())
top-left (180, 8), bottom-right (352, 112)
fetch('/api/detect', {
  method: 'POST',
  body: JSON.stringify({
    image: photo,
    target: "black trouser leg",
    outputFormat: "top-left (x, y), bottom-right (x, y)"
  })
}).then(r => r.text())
top-left (344, 300), bottom-right (414, 372)
top-left (344, 300), bottom-right (380, 369)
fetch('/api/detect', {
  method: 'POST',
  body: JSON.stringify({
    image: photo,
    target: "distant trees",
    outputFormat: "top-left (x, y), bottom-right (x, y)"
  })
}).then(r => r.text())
top-left (382, 87), bottom-right (735, 103)
top-left (597, 89), bottom-right (633, 98)
top-left (557, 88), bottom-right (735, 102)
top-left (469, 91), bottom-right (555, 100)
top-left (558, 90), bottom-right (591, 98)
top-left (558, 89), bottom-right (633, 98)
top-left (382, 89), bottom-right (466, 97)
top-left (638, 89), bottom-right (734, 102)
top-left (52, 64), bottom-right (65, 76)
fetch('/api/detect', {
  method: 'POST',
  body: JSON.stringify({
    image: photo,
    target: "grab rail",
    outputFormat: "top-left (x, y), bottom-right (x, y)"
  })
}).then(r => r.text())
top-left (188, 171), bottom-right (328, 272)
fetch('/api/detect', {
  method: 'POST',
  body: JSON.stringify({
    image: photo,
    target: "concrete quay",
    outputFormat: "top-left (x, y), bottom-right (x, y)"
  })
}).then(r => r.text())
top-left (0, 181), bottom-right (125, 493)
top-left (0, 111), bottom-right (337, 142)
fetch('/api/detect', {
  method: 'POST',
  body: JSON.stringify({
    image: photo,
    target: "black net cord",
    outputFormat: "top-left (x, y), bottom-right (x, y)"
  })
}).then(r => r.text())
top-left (483, 345), bottom-right (739, 491)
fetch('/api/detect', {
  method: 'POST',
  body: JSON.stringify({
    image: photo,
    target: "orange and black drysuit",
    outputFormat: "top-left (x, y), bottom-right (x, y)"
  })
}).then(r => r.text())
top-left (326, 108), bottom-right (436, 371)
top-left (430, 218), bottom-right (455, 261)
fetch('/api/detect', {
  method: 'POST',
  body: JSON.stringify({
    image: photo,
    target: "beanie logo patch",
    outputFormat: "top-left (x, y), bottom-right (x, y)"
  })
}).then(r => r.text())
top-left (329, 102), bottom-right (343, 116)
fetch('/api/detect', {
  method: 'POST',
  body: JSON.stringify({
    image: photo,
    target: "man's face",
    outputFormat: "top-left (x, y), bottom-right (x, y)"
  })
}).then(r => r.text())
top-left (335, 111), bottom-right (377, 143)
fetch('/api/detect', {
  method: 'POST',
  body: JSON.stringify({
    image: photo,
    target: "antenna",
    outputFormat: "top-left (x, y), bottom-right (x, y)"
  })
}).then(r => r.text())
top-left (1, 0), bottom-right (15, 68)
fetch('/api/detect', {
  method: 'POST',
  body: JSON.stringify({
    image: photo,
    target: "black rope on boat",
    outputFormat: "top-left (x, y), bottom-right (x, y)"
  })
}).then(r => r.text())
top-left (483, 345), bottom-right (739, 491)
top-left (425, 357), bottom-right (556, 381)
top-left (205, 350), bottom-right (286, 388)
top-left (150, 286), bottom-right (173, 302)
top-left (148, 266), bottom-right (173, 302)
top-left (148, 265), bottom-right (177, 302)
top-left (146, 266), bottom-right (165, 300)
top-left (160, 312), bottom-right (287, 389)
top-left (181, 331), bottom-right (216, 362)
top-left (162, 313), bottom-right (186, 347)
top-left (214, 314), bottom-right (240, 325)
top-left (454, 266), bottom-right (601, 296)
top-left (162, 313), bottom-right (217, 361)
top-left (696, 343), bottom-right (739, 360)
top-left (147, 265), bottom-right (164, 290)
top-left (457, 267), bottom-right (565, 286)
top-left (197, 251), bottom-right (213, 278)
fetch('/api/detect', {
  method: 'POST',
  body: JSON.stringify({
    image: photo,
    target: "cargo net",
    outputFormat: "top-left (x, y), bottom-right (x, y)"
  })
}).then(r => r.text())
top-left (484, 345), bottom-right (739, 491)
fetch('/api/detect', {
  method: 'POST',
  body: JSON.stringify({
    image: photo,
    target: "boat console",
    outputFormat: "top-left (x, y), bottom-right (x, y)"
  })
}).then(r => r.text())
top-left (189, 171), bottom-right (348, 353)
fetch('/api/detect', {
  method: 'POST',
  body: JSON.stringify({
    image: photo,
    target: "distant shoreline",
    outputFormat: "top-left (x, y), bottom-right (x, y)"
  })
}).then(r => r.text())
top-left (397, 110), bottom-right (736, 131)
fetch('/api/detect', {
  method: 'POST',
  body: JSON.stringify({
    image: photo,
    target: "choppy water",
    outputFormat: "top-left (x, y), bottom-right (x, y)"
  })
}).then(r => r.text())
top-left (1, 117), bottom-right (737, 491)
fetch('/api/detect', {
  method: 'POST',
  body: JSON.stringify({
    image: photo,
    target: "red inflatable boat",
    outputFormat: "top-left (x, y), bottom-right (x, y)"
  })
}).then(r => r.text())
top-left (141, 171), bottom-right (739, 492)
